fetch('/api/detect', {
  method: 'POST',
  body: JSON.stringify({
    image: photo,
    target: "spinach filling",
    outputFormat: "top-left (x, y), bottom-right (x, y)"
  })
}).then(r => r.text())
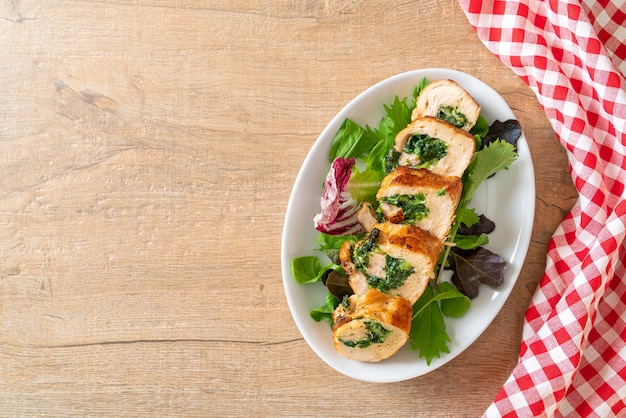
top-left (385, 133), bottom-right (448, 173)
top-left (436, 105), bottom-right (469, 129)
top-left (379, 193), bottom-right (429, 224)
top-left (352, 228), bottom-right (380, 271)
top-left (403, 133), bottom-right (448, 166)
top-left (351, 228), bottom-right (415, 293)
top-left (384, 148), bottom-right (401, 173)
top-left (340, 320), bottom-right (391, 348)
top-left (367, 255), bottom-right (415, 293)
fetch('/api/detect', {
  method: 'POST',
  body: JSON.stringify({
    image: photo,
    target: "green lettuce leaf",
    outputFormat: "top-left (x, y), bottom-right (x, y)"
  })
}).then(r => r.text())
top-left (291, 256), bottom-right (336, 284)
top-left (408, 282), bottom-right (470, 364)
top-left (328, 119), bottom-right (379, 162)
top-left (459, 139), bottom-right (518, 208)
top-left (409, 286), bottom-right (451, 365)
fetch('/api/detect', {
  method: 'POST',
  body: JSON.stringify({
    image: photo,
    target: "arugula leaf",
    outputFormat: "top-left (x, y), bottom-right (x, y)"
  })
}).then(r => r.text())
top-left (449, 247), bottom-right (508, 299)
top-left (378, 95), bottom-right (412, 143)
top-left (459, 139), bottom-right (518, 208)
top-left (408, 282), bottom-right (470, 364)
top-left (291, 256), bottom-right (336, 284)
top-left (412, 77), bottom-right (430, 106)
top-left (328, 119), bottom-right (379, 162)
top-left (409, 286), bottom-right (451, 365)
top-left (455, 206), bottom-right (480, 229)
top-left (310, 291), bottom-right (339, 324)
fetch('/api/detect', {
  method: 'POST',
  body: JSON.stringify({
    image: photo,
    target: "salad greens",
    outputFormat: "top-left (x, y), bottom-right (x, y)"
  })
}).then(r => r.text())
top-left (292, 78), bottom-right (522, 364)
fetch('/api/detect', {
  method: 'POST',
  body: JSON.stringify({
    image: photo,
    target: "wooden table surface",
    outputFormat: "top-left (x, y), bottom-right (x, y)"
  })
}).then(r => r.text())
top-left (1, 1), bottom-right (578, 416)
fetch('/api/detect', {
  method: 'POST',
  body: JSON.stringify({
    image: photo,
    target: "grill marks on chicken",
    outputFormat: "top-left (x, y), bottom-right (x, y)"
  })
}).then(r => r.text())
top-left (330, 79), bottom-right (478, 362)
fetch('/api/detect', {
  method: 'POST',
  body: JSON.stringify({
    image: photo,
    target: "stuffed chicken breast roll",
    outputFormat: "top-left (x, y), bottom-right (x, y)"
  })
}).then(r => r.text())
top-left (389, 116), bottom-right (475, 178)
top-left (332, 288), bottom-right (412, 362)
top-left (340, 222), bottom-right (441, 305)
top-left (377, 166), bottom-right (462, 240)
top-left (411, 79), bottom-right (481, 131)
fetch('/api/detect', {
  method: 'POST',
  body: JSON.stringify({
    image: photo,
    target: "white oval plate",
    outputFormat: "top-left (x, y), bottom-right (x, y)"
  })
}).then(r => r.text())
top-left (281, 69), bottom-right (535, 383)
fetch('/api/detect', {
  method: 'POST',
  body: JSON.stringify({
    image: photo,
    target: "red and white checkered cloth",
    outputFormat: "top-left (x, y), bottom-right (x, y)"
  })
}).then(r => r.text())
top-left (457, 0), bottom-right (626, 416)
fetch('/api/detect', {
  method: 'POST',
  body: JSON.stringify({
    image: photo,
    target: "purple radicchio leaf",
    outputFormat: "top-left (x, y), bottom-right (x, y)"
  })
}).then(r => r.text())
top-left (484, 119), bottom-right (522, 151)
top-left (313, 157), bottom-right (365, 236)
top-left (457, 214), bottom-right (496, 236)
top-left (448, 247), bottom-right (507, 299)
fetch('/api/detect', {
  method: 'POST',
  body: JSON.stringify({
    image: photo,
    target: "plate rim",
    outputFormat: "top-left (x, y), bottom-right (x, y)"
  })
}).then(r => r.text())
top-left (281, 68), bottom-right (535, 383)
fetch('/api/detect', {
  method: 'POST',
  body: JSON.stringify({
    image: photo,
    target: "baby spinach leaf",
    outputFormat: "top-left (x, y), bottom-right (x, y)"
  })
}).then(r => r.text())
top-left (366, 138), bottom-right (394, 175)
top-left (449, 247), bottom-right (508, 299)
top-left (291, 256), bottom-right (324, 284)
top-left (469, 114), bottom-right (489, 140)
top-left (310, 292), bottom-right (339, 324)
top-left (291, 256), bottom-right (337, 284)
top-left (437, 282), bottom-right (471, 318)
top-left (453, 233), bottom-right (490, 250)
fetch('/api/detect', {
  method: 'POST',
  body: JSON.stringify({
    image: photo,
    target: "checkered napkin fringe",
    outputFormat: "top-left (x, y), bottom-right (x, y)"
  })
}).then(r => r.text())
top-left (457, 0), bottom-right (626, 416)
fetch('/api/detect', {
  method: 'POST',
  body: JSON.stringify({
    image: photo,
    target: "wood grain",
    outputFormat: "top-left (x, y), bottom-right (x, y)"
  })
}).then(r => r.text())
top-left (1, 0), bottom-right (577, 416)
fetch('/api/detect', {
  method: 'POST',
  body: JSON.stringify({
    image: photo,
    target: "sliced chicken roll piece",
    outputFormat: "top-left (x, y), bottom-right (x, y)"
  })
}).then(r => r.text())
top-left (356, 202), bottom-right (379, 233)
top-left (377, 166), bottom-right (462, 240)
top-left (411, 79), bottom-right (481, 131)
top-left (391, 116), bottom-right (475, 178)
top-left (332, 288), bottom-right (412, 362)
top-left (339, 223), bottom-right (442, 304)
